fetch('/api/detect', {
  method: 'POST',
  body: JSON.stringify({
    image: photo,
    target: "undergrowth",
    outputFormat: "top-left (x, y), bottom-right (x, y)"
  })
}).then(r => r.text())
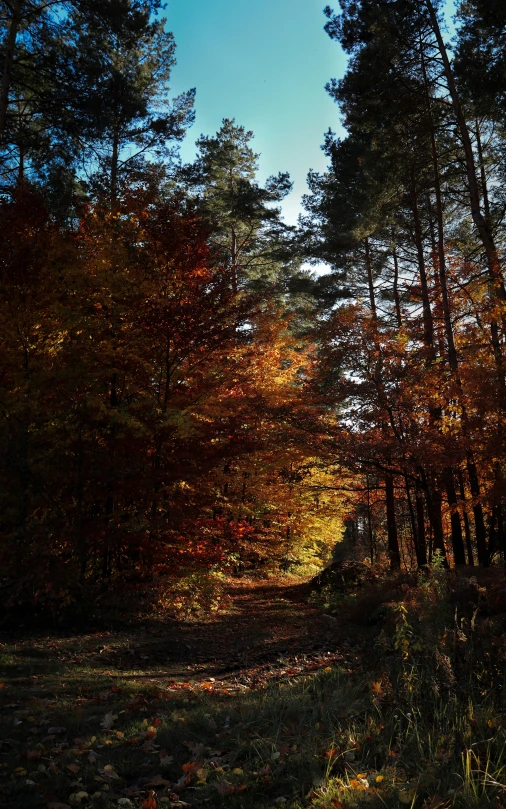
top-left (2, 566), bottom-right (506, 808)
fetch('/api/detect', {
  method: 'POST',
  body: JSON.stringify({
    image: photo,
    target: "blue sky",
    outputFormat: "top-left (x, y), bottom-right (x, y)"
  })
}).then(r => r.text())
top-left (166, 0), bottom-right (457, 226)
top-left (166, 0), bottom-right (347, 225)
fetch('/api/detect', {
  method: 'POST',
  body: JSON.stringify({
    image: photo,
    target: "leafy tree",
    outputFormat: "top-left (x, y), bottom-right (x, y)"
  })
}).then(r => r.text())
top-left (55, 4), bottom-right (194, 210)
top-left (180, 118), bottom-right (295, 293)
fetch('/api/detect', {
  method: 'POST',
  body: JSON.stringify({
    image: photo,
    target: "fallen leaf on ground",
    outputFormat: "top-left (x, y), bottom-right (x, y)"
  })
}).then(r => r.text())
top-left (146, 774), bottom-right (171, 787)
top-left (182, 760), bottom-right (202, 775)
top-left (399, 787), bottom-right (417, 804)
top-left (216, 781), bottom-right (247, 796)
top-left (101, 712), bottom-right (117, 730)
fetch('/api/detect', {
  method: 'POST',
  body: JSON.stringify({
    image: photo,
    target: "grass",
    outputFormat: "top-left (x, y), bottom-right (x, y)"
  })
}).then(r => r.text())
top-left (2, 645), bottom-right (506, 808)
top-left (2, 567), bottom-right (506, 808)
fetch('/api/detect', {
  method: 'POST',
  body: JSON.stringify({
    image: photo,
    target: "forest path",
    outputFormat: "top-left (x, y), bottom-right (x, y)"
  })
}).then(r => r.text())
top-left (1, 575), bottom-right (360, 691)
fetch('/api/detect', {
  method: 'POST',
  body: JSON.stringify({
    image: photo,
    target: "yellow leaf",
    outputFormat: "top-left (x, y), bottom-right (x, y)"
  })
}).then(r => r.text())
top-left (399, 787), bottom-right (417, 804)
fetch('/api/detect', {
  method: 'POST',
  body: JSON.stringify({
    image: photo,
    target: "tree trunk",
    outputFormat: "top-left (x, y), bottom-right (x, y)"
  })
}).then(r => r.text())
top-left (420, 43), bottom-right (458, 375)
top-left (466, 456), bottom-right (488, 566)
top-left (425, 0), bottom-right (506, 302)
top-left (0, 0), bottom-right (23, 147)
top-left (415, 478), bottom-right (428, 566)
top-left (488, 506), bottom-right (498, 563)
top-left (422, 469), bottom-right (447, 565)
top-left (385, 474), bottom-right (401, 569)
top-left (231, 227), bottom-right (238, 294)
top-left (391, 232), bottom-right (402, 329)
top-left (443, 467), bottom-right (466, 565)
top-left (110, 125), bottom-right (120, 214)
top-left (457, 468), bottom-right (474, 566)
top-left (404, 473), bottom-right (421, 568)
top-left (365, 237), bottom-right (377, 321)
top-left (366, 473), bottom-right (375, 564)
top-left (410, 176), bottom-right (435, 353)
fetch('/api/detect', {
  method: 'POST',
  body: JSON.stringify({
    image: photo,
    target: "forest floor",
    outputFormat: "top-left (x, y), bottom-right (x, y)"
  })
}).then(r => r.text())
top-left (1, 572), bottom-right (505, 809)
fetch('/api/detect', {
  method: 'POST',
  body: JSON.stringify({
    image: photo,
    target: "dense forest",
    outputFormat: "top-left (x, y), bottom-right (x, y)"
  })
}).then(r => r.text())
top-left (1, 0), bottom-right (506, 619)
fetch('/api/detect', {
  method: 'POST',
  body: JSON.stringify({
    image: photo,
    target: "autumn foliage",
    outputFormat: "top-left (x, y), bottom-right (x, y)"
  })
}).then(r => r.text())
top-left (0, 187), bottom-right (334, 617)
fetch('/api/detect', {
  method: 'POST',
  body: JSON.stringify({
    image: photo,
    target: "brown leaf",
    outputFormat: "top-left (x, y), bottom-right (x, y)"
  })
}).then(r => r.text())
top-left (100, 712), bottom-right (117, 730)
top-left (146, 774), bottom-right (171, 788)
top-left (142, 739), bottom-right (158, 754)
top-left (216, 781), bottom-right (247, 796)
top-left (65, 764), bottom-right (80, 773)
top-left (424, 797), bottom-right (452, 809)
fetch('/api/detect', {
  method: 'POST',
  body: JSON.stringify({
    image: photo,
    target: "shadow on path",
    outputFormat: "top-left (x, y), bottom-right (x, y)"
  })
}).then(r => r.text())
top-left (1, 576), bottom-right (349, 685)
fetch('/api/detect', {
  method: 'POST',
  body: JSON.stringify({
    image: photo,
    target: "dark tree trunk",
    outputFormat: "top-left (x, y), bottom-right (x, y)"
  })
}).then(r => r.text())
top-left (415, 478), bottom-right (428, 567)
top-left (385, 474), bottom-right (401, 569)
top-left (0, 0), bottom-right (23, 147)
top-left (443, 467), bottom-right (466, 565)
top-left (466, 456), bottom-right (488, 566)
top-left (422, 470), bottom-right (447, 566)
top-left (457, 468), bottom-right (474, 566)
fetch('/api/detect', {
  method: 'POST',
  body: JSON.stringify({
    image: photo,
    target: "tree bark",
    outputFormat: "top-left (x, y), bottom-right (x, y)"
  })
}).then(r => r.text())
top-left (0, 0), bottom-right (23, 147)
top-left (410, 176), bottom-right (435, 353)
top-left (110, 125), bottom-right (120, 214)
top-left (391, 232), bottom-right (402, 329)
top-left (466, 455), bottom-right (488, 566)
top-left (425, 0), bottom-right (506, 301)
top-left (365, 237), bottom-right (377, 321)
top-left (421, 469), bottom-right (447, 565)
top-left (457, 468), bottom-right (474, 566)
top-left (443, 467), bottom-right (466, 565)
top-left (385, 473), bottom-right (401, 569)
top-left (415, 477), bottom-right (428, 566)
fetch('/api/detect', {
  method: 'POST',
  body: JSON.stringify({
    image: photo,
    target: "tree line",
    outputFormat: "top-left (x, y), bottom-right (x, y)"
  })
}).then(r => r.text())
top-left (302, 0), bottom-right (506, 570)
top-left (1, 0), bottom-right (505, 614)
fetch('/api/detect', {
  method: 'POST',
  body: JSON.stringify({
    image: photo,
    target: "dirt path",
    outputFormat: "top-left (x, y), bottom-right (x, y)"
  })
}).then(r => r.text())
top-left (1, 575), bottom-right (360, 689)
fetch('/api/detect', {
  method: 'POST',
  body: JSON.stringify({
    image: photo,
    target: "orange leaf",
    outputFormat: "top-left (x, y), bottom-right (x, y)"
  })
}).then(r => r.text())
top-left (141, 795), bottom-right (157, 809)
top-left (182, 760), bottom-right (202, 775)
top-left (331, 801), bottom-right (345, 808)
top-left (216, 781), bottom-right (247, 796)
